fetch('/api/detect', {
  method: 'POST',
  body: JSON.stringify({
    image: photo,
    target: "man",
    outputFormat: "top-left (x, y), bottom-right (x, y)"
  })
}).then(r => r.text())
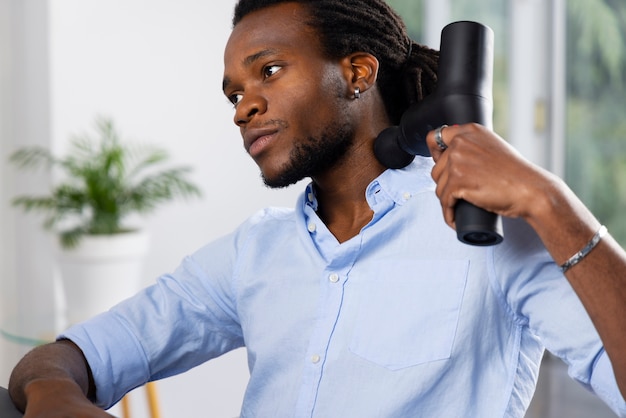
top-left (7, 1), bottom-right (626, 416)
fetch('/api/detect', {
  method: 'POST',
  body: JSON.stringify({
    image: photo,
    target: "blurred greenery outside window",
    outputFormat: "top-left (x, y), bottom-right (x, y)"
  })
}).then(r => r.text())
top-left (387, 0), bottom-right (626, 246)
top-left (565, 0), bottom-right (626, 245)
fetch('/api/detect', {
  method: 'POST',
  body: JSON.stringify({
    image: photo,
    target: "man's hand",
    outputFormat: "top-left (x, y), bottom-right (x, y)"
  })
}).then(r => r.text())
top-left (22, 378), bottom-right (116, 418)
top-left (9, 340), bottom-right (110, 417)
top-left (425, 123), bottom-right (558, 229)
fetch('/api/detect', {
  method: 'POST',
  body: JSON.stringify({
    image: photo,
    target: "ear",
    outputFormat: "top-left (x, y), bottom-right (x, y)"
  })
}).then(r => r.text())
top-left (340, 52), bottom-right (379, 97)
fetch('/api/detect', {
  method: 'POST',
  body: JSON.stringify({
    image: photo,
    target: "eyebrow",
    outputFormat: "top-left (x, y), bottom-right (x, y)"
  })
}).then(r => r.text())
top-left (222, 48), bottom-right (280, 92)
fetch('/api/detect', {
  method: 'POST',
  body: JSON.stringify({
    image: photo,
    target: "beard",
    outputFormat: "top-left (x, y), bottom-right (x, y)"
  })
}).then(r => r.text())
top-left (262, 120), bottom-right (355, 189)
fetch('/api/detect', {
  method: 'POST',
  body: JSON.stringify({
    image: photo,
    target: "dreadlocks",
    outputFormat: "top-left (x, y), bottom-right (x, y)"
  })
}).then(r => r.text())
top-left (232, 0), bottom-right (439, 124)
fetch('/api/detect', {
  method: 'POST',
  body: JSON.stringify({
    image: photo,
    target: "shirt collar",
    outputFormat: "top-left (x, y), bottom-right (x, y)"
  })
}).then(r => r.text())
top-left (303, 156), bottom-right (436, 213)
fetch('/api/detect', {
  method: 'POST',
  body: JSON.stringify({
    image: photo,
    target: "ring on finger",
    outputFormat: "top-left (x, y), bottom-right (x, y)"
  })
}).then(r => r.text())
top-left (434, 125), bottom-right (449, 151)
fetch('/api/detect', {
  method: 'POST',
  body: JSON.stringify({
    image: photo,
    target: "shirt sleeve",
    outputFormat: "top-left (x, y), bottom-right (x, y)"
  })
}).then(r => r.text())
top-left (59, 228), bottom-right (246, 409)
top-left (490, 217), bottom-right (626, 416)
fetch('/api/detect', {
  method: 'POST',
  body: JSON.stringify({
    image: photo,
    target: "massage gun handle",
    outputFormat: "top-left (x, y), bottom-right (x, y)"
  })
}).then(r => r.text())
top-left (437, 21), bottom-right (503, 245)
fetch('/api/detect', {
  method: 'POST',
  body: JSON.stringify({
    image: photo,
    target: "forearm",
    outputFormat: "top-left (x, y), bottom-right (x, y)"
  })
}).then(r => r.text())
top-left (8, 339), bottom-right (95, 412)
top-left (525, 175), bottom-right (626, 398)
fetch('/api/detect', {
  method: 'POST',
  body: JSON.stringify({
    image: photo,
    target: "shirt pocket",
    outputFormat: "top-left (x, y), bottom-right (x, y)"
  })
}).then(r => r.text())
top-left (348, 259), bottom-right (469, 370)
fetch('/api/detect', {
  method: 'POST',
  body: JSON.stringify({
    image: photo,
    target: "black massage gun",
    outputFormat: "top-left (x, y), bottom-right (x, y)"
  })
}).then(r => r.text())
top-left (374, 21), bottom-right (503, 246)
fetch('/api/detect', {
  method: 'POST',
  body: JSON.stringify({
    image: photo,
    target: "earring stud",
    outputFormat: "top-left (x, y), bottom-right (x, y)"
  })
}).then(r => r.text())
top-left (354, 87), bottom-right (361, 99)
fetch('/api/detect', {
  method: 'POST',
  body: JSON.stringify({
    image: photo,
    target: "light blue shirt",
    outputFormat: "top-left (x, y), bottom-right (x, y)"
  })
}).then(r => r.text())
top-left (62, 157), bottom-right (626, 417)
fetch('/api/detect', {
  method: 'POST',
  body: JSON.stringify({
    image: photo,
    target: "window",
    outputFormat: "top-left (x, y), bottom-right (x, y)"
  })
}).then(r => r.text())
top-left (565, 0), bottom-right (626, 245)
top-left (389, 0), bottom-right (626, 247)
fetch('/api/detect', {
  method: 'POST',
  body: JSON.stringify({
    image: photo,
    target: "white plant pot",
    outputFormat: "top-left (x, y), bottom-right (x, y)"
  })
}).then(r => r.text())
top-left (55, 231), bottom-right (149, 325)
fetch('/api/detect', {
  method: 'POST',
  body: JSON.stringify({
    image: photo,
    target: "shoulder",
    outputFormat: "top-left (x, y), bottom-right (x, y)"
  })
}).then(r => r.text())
top-left (214, 206), bottom-right (298, 252)
top-left (240, 206), bottom-right (297, 235)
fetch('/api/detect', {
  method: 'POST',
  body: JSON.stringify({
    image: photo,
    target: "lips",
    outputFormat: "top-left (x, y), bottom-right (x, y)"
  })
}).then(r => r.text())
top-left (243, 127), bottom-right (280, 156)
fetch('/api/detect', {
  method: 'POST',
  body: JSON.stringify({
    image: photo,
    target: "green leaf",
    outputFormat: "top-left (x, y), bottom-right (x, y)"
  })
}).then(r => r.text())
top-left (9, 117), bottom-right (202, 249)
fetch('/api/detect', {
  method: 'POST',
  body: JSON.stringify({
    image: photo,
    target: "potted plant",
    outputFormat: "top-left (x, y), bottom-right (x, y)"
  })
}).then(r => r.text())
top-left (10, 117), bottom-right (202, 324)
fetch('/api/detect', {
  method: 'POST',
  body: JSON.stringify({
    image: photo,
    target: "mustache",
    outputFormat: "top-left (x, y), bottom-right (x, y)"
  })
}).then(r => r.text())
top-left (254, 119), bottom-right (289, 130)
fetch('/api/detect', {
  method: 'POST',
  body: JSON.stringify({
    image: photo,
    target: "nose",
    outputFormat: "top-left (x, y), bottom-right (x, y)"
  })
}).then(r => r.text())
top-left (234, 91), bottom-right (267, 127)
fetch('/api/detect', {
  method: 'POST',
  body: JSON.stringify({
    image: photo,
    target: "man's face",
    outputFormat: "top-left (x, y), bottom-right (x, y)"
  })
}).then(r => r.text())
top-left (223, 3), bottom-right (356, 188)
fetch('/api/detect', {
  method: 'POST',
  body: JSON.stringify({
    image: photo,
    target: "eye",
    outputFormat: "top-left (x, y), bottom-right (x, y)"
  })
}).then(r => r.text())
top-left (228, 93), bottom-right (243, 107)
top-left (263, 64), bottom-right (282, 79)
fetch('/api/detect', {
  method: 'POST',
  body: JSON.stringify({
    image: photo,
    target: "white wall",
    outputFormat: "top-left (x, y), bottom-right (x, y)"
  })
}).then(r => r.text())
top-left (2, 1), bottom-right (305, 416)
top-left (0, 0), bottom-right (18, 386)
top-left (1, 0), bottom-right (56, 386)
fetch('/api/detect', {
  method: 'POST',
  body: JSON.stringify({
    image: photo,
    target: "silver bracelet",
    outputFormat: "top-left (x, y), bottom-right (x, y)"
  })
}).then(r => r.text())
top-left (560, 225), bottom-right (608, 273)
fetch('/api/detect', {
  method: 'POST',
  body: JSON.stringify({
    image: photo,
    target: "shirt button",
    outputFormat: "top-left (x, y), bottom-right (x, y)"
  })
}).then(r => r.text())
top-left (311, 354), bottom-right (321, 364)
top-left (403, 192), bottom-right (412, 201)
top-left (307, 223), bottom-right (317, 233)
top-left (329, 273), bottom-right (339, 283)
top-left (308, 192), bottom-right (315, 202)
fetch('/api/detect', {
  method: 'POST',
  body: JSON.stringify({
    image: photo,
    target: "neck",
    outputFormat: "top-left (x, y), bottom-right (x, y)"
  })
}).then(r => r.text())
top-left (312, 143), bottom-right (386, 243)
top-left (312, 85), bottom-right (392, 242)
